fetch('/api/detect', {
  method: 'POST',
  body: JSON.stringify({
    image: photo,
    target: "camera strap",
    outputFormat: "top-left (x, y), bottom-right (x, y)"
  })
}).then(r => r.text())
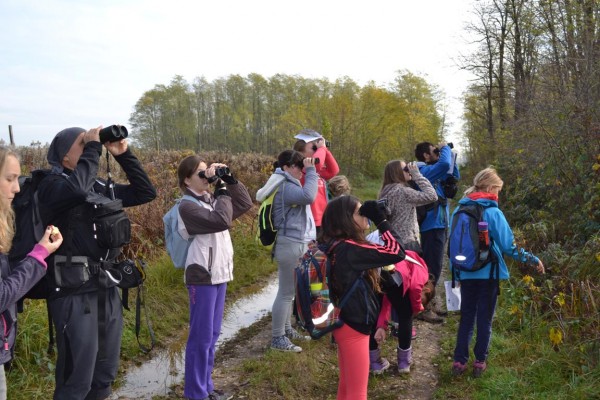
top-left (105, 151), bottom-right (115, 200)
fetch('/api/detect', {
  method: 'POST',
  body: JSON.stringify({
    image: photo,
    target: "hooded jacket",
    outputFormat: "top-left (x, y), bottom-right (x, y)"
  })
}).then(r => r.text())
top-left (257, 167), bottom-right (318, 242)
top-left (449, 196), bottom-right (540, 281)
top-left (376, 250), bottom-right (430, 329)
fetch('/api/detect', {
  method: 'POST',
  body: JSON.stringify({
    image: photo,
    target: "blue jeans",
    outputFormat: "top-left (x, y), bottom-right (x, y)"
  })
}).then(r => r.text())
top-left (453, 279), bottom-right (499, 364)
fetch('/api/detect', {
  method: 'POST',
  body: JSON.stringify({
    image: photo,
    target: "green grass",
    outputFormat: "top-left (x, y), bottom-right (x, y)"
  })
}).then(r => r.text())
top-left (7, 220), bottom-right (277, 400)
top-left (352, 179), bottom-right (381, 202)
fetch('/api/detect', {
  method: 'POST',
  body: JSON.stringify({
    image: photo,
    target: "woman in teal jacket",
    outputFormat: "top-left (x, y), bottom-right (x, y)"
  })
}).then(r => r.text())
top-left (449, 167), bottom-right (544, 378)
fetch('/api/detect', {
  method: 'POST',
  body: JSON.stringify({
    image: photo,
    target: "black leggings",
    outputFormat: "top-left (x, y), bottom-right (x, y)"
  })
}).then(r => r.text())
top-left (370, 284), bottom-right (414, 350)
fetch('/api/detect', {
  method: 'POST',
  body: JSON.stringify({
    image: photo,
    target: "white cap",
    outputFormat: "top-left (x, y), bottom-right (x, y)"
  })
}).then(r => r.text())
top-left (294, 129), bottom-right (323, 143)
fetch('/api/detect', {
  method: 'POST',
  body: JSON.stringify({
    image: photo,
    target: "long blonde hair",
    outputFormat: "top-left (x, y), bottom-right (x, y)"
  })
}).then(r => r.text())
top-left (464, 167), bottom-right (504, 195)
top-left (0, 147), bottom-right (18, 253)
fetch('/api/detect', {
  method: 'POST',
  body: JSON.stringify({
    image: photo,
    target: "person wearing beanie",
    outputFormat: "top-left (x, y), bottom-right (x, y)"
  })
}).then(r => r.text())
top-left (37, 125), bottom-right (156, 399)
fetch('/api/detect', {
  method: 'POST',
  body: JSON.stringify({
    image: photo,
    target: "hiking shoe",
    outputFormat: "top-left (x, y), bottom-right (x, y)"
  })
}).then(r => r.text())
top-left (451, 361), bottom-right (467, 376)
top-left (208, 389), bottom-right (233, 400)
top-left (271, 335), bottom-right (302, 352)
top-left (432, 298), bottom-right (448, 316)
top-left (416, 309), bottom-right (445, 324)
top-left (285, 328), bottom-right (311, 341)
top-left (473, 360), bottom-right (487, 378)
top-left (411, 327), bottom-right (417, 340)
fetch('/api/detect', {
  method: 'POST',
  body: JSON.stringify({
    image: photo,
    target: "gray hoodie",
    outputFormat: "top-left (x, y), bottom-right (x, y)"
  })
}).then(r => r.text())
top-left (257, 167), bottom-right (318, 242)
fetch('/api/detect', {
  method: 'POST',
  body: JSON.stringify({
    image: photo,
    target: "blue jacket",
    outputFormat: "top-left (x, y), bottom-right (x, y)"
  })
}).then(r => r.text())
top-left (418, 145), bottom-right (460, 232)
top-left (449, 197), bottom-right (540, 281)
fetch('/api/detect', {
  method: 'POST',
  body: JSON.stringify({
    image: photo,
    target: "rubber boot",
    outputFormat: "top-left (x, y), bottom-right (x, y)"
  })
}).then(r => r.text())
top-left (397, 346), bottom-right (412, 374)
top-left (369, 349), bottom-right (390, 375)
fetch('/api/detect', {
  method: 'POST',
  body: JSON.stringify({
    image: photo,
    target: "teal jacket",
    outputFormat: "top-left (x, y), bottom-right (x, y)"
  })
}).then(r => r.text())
top-left (449, 196), bottom-right (540, 281)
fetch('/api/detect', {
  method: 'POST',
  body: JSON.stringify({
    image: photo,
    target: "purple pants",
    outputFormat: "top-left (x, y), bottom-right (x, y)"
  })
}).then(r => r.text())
top-left (184, 283), bottom-right (227, 400)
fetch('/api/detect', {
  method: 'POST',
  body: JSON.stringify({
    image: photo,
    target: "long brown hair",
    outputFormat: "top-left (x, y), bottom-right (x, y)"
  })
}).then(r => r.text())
top-left (320, 196), bottom-right (382, 296)
top-left (379, 160), bottom-right (408, 196)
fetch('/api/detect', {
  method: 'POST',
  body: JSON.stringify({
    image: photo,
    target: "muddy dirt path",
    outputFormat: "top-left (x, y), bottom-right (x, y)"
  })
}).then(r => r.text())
top-left (165, 315), bottom-right (445, 399)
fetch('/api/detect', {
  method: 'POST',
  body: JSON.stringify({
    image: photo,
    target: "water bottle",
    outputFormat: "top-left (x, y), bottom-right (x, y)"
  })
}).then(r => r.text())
top-left (478, 221), bottom-right (490, 260)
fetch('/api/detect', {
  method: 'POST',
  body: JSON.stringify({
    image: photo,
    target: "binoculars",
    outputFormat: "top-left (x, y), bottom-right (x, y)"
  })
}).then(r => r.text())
top-left (199, 167), bottom-right (230, 180)
top-left (99, 125), bottom-right (128, 143)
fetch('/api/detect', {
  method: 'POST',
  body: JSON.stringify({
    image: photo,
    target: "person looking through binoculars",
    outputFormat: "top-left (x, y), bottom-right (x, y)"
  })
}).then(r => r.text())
top-left (36, 125), bottom-right (156, 399)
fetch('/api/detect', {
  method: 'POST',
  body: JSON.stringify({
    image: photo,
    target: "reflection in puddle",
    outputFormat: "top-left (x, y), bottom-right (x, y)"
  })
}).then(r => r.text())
top-left (111, 279), bottom-right (278, 399)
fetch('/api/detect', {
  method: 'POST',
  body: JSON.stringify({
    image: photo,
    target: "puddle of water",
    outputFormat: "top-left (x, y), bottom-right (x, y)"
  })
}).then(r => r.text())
top-left (112, 280), bottom-right (278, 399)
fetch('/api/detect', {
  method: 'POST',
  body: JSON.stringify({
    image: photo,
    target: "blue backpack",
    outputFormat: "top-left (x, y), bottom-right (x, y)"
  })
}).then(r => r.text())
top-left (163, 195), bottom-right (201, 269)
top-left (448, 203), bottom-right (498, 287)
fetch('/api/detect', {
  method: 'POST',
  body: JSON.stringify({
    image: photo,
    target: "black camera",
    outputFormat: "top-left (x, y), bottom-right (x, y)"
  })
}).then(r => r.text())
top-left (376, 198), bottom-right (388, 211)
top-left (199, 166), bottom-right (230, 180)
top-left (447, 142), bottom-right (454, 149)
top-left (99, 125), bottom-right (128, 143)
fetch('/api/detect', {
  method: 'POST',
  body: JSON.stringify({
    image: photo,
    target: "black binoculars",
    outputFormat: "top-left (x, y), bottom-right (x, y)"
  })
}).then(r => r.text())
top-left (199, 166), bottom-right (230, 180)
top-left (99, 125), bottom-right (128, 143)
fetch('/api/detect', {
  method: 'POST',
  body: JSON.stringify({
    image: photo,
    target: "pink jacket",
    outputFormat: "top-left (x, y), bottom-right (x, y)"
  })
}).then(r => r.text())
top-left (302, 147), bottom-right (339, 227)
top-left (376, 250), bottom-right (430, 329)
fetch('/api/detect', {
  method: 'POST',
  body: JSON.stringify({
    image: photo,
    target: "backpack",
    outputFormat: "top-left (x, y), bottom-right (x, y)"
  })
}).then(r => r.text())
top-left (441, 175), bottom-right (459, 199)
top-left (294, 240), bottom-right (362, 339)
top-left (163, 195), bottom-right (201, 268)
top-left (255, 187), bottom-right (280, 248)
top-left (9, 170), bottom-right (51, 265)
top-left (448, 203), bottom-right (498, 287)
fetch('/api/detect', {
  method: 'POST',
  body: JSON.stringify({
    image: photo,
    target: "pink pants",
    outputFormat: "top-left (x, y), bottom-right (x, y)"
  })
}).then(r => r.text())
top-left (333, 323), bottom-right (370, 400)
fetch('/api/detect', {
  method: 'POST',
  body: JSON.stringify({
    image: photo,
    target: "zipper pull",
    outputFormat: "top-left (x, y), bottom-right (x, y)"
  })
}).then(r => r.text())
top-left (4, 340), bottom-right (8, 351)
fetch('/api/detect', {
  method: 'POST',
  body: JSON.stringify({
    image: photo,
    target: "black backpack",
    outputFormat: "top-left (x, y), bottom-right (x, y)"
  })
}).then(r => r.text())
top-left (9, 170), bottom-right (53, 300)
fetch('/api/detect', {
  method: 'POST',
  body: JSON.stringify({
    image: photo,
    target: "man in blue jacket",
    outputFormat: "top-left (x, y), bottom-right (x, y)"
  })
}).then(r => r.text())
top-left (415, 141), bottom-right (460, 323)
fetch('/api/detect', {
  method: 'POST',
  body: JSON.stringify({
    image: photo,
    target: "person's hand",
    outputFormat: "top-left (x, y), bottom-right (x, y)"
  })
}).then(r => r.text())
top-left (316, 138), bottom-right (326, 149)
top-left (105, 138), bottom-right (128, 156)
top-left (213, 179), bottom-right (230, 198)
top-left (37, 225), bottom-right (63, 254)
top-left (536, 260), bottom-right (545, 274)
top-left (374, 327), bottom-right (387, 344)
top-left (406, 162), bottom-right (419, 177)
top-left (83, 126), bottom-right (101, 144)
top-left (359, 200), bottom-right (387, 226)
top-left (303, 157), bottom-right (316, 168)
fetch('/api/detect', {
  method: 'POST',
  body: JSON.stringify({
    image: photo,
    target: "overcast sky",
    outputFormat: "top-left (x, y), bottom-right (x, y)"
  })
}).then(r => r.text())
top-left (1, 0), bottom-right (477, 147)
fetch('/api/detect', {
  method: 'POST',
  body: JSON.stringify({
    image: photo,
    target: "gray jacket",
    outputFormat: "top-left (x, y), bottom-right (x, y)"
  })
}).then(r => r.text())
top-left (260, 167), bottom-right (318, 242)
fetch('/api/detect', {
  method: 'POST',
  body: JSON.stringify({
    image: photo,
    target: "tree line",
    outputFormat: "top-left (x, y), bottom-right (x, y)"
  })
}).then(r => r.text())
top-left (460, 0), bottom-right (599, 261)
top-left (128, 72), bottom-right (444, 178)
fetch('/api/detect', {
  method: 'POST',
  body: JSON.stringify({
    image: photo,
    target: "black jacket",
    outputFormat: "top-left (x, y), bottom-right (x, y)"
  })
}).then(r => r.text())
top-left (327, 222), bottom-right (405, 334)
top-left (37, 142), bottom-right (156, 297)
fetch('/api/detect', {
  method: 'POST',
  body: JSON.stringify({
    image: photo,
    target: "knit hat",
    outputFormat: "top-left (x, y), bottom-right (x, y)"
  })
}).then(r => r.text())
top-left (47, 127), bottom-right (85, 173)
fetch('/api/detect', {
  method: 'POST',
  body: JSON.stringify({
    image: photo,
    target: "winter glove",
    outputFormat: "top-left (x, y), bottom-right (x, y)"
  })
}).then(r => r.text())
top-left (214, 180), bottom-right (231, 198)
top-left (220, 171), bottom-right (238, 185)
top-left (359, 200), bottom-right (387, 226)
